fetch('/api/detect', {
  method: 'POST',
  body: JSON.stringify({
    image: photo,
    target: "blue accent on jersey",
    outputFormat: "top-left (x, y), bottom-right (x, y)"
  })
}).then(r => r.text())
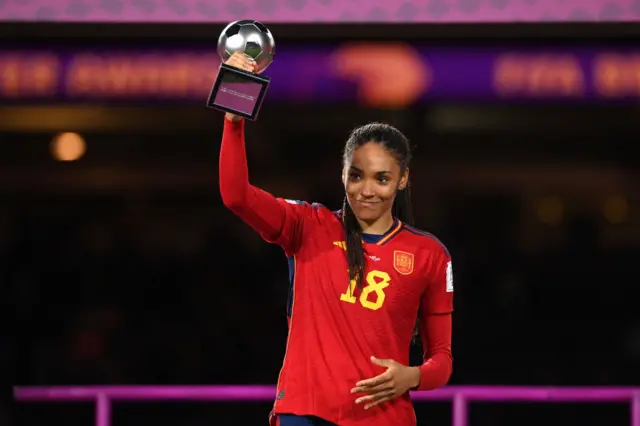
top-left (286, 256), bottom-right (295, 318)
top-left (278, 414), bottom-right (337, 426)
top-left (286, 200), bottom-right (323, 211)
top-left (362, 217), bottom-right (399, 244)
top-left (403, 224), bottom-right (450, 257)
top-left (362, 233), bottom-right (383, 244)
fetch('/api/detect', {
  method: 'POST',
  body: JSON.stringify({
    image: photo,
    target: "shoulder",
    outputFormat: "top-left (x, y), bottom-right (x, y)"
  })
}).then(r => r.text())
top-left (281, 199), bottom-right (338, 220)
top-left (402, 224), bottom-right (453, 289)
top-left (401, 223), bottom-right (450, 259)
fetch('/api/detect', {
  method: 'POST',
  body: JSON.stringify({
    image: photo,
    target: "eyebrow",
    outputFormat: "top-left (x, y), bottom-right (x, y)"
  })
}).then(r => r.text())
top-left (349, 166), bottom-right (392, 175)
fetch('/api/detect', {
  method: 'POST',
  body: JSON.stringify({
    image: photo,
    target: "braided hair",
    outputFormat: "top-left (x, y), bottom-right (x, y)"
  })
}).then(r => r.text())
top-left (342, 123), bottom-right (419, 340)
top-left (341, 122), bottom-right (414, 288)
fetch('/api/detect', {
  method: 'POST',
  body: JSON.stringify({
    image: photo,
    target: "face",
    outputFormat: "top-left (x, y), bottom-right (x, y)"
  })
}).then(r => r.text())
top-left (343, 142), bottom-right (409, 225)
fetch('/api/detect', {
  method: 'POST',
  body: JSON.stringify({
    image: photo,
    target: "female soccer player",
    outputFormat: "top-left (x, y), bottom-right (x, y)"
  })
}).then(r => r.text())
top-left (219, 52), bottom-right (453, 426)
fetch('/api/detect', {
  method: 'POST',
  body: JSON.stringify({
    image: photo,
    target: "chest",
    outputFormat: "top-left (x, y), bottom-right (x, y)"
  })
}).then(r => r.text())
top-left (299, 228), bottom-right (428, 319)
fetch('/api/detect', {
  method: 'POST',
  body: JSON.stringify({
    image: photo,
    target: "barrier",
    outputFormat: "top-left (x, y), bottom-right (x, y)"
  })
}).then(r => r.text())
top-left (14, 385), bottom-right (640, 426)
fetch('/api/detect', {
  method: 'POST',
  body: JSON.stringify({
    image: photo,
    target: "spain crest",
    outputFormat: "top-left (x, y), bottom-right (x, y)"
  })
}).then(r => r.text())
top-left (393, 250), bottom-right (414, 275)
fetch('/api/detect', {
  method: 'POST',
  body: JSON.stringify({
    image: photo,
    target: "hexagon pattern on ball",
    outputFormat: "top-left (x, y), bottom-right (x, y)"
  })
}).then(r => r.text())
top-left (217, 20), bottom-right (275, 73)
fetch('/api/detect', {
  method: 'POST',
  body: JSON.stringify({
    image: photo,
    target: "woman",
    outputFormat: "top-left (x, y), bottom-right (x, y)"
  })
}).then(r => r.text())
top-left (219, 52), bottom-right (454, 426)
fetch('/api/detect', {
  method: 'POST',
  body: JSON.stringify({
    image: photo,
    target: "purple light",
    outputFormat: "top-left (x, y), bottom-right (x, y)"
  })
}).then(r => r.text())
top-left (13, 385), bottom-right (640, 426)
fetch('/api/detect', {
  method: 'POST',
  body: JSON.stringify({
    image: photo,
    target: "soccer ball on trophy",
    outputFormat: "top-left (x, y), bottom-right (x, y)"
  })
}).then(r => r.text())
top-left (207, 19), bottom-right (276, 120)
top-left (217, 20), bottom-right (276, 74)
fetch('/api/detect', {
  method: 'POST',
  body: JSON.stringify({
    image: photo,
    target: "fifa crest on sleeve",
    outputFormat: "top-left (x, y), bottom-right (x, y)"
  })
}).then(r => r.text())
top-left (393, 251), bottom-right (414, 275)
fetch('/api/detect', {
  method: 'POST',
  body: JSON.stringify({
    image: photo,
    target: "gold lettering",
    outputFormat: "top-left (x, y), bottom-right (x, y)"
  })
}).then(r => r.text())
top-left (0, 56), bottom-right (21, 96)
top-left (188, 55), bottom-right (220, 94)
top-left (30, 55), bottom-right (58, 95)
top-left (160, 58), bottom-right (190, 95)
top-left (66, 52), bottom-right (219, 98)
top-left (139, 55), bottom-right (162, 94)
top-left (494, 55), bottom-right (528, 94)
top-left (593, 54), bottom-right (640, 97)
top-left (529, 56), bottom-right (583, 95)
top-left (66, 54), bottom-right (104, 95)
top-left (494, 54), bottom-right (584, 97)
top-left (0, 54), bottom-right (58, 97)
top-left (106, 58), bottom-right (135, 94)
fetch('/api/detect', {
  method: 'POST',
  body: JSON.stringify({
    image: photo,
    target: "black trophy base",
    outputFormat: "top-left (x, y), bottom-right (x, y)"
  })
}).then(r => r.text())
top-left (206, 63), bottom-right (270, 121)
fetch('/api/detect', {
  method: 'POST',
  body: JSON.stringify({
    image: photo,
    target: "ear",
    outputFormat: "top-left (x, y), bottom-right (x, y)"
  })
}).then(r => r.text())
top-left (398, 168), bottom-right (410, 191)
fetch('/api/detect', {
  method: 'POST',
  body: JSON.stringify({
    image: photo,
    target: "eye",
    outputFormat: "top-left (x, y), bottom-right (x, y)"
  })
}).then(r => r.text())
top-left (377, 175), bottom-right (390, 183)
top-left (348, 172), bottom-right (361, 181)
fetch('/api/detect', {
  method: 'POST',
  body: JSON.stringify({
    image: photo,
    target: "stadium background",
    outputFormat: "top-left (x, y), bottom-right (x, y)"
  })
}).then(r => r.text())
top-left (3, 1), bottom-right (640, 426)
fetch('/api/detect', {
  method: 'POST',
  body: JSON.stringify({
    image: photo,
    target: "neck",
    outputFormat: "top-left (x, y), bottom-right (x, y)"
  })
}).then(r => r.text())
top-left (357, 212), bottom-right (395, 235)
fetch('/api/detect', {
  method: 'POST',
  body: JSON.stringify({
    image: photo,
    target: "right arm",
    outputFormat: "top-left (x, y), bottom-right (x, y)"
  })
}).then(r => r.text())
top-left (219, 53), bottom-right (318, 255)
top-left (219, 115), bottom-right (289, 243)
top-left (219, 116), bottom-right (315, 255)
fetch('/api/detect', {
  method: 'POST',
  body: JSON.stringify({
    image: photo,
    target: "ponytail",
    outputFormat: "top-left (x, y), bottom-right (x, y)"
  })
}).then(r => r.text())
top-left (340, 122), bottom-right (419, 342)
top-left (393, 182), bottom-right (413, 227)
top-left (343, 196), bottom-right (366, 289)
top-left (342, 180), bottom-right (413, 290)
top-left (392, 182), bottom-right (421, 342)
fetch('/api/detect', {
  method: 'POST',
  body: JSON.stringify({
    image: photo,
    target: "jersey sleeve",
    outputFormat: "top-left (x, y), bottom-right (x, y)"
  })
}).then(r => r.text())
top-left (219, 117), bottom-right (318, 256)
top-left (424, 249), bottom-right (454, 315)
top-left (415, 247), bottom-right (454, 391)
top-left (261, 199), bottom-right (324, 256)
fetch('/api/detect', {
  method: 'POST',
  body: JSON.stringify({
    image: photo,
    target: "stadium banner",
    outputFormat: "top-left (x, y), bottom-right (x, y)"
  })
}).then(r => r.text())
top-left (1, 43), bottom-right (639, 106)
top-left (0, 0), bottom-right (638, 23)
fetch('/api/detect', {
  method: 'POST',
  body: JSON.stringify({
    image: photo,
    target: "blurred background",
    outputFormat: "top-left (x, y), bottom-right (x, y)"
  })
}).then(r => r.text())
top-left (3, 1), bottom-right (640, 426)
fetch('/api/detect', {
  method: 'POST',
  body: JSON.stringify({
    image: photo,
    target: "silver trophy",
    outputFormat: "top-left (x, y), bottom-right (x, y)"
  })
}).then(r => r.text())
top-left (206, 20), bottom-right (276, 121)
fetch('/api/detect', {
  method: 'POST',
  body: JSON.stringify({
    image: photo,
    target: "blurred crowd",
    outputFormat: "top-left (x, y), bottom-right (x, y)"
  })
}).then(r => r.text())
top-left (4, 160), bottom-right (639, 426)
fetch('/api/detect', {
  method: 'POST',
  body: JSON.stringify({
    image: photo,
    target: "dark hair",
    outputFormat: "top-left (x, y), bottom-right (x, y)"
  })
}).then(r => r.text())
top-left (342, 122), bottom-right (414, 287)
top-left (341, 123), bottom-right (418, 340)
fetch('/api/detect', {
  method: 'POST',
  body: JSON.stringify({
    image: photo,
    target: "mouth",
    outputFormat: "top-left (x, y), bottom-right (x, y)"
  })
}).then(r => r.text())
top-left (356, 200), bottom-right (380, 208)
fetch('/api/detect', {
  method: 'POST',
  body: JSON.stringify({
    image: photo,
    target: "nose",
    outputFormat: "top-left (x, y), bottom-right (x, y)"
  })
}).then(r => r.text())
top-left (361, 180), bottom-right (375, 198)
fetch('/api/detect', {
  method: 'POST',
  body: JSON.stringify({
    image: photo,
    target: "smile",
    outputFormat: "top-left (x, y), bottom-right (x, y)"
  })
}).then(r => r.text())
top-left (357, 200), bottom-right (380, 208)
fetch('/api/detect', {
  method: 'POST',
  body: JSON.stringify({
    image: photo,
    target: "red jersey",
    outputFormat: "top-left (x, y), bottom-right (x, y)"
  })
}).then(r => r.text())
top-left (219, 118), bottom-right (453, 426)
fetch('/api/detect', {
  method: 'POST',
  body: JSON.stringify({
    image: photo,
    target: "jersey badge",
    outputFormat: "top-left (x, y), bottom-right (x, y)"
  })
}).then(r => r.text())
top-left (393, 250), bottom-right (414, 275)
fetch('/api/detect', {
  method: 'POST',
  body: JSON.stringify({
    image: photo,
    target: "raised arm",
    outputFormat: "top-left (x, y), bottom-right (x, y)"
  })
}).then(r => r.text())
top-left (219, 52), bottom-right (317, 255)
top-left (219, 114), bottom-right (289, 239)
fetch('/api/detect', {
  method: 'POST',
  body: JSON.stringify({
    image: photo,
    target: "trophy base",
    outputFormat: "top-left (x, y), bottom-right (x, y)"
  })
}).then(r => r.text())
top-left (207, 63), bottom-right (270, 121)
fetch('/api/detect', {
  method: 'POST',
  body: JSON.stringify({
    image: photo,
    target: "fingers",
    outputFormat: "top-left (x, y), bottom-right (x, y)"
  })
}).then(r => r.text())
top-left (351, 358), bottom-right (406, 410)
top-left (352, 372), bottom-right (396, 410)
top-left (364, 395), bottom-right (393, 410)
top-left (351, 381), bottom-right (392, 395)
top-left (225, 51), bottom-right (257, 72)
top-left (355, 390), bottom-right (395, 405)
top-left (370, 356), bottom-right (393, 368)
top-left (355, 371), bottom-right (392, 388)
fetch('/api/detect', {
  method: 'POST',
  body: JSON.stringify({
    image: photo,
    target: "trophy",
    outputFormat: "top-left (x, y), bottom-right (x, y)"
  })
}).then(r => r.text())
top-left (207, 20), bottom-right (275, 121)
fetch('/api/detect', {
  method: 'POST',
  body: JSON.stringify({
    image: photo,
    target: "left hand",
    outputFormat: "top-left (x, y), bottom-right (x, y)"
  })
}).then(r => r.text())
top-left (351, 356), bottom-right (421, 410)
